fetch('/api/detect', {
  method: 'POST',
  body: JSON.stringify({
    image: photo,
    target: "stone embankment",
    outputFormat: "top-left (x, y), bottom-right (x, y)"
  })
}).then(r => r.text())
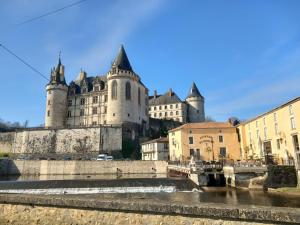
top-left (0, 160), bottom-right (167, 176)
top-left (0, 194), bottom-right (299, 225)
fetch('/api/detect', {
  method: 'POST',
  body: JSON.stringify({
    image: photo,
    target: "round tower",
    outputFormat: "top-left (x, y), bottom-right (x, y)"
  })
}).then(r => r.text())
top-left (45, 57), bottom-right (68, 128)
top-left (186, 82), bottom-right (205, 123)
top-left (106, 45), bottom-right (148, 126)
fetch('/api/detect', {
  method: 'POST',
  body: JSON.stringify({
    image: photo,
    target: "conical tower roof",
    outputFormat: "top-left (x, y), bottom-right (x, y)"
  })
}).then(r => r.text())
top-left (112, 45), bottom-right (133, 71)
top-left (186, 82), bottom-right (204, 99)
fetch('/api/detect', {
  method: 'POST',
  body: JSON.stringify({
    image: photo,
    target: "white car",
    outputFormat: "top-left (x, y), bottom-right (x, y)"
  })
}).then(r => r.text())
top-left (96, 154), bottom-right (113, 161)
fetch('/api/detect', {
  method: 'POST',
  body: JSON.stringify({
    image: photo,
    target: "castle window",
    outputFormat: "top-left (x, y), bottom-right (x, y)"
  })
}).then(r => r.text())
top-left (92, 121), bottom-right (97, 125)
top-left (80, 98), bottom-right (85, 105)
top-left (170, 105), bottom-right (173, 109)
top-left (220, 147), bottom-right (226, 157)
top-left (113, 113), bottom-right (115, 116)
top-left (128, 113), bottom-right (130, 117)
top-left (176, 104), bottom-right (178, 108)
top-left (104, 95), bottom-right (108, 102)
top-left (47, 110), bottom-right (50, 117)
top-left (154, 106), bottom-right (156, 110)
top-left (68, 100), bottom-right (72, 106)
top-left (154, 113), bottom-right (157, 117)
top-left (219, 135), bottom-right (223, 143)
top-left (92, 107), bottom-right (97, 115)
top-left (176, 111), bottom-right (179, 115)
top-left (80, 109), bottom-right (84, 116)
top-left (82, 88), bottom-right (87, 93)
top-left (138, 88), bottom-right (141, 105)
top-left (159, 106), bottom-right (162, 110)
top-left (112, 67), bottom-right (116, 74)
top-left (289, 105), bottom-right (293, 115)
top-left (47, 100), bottom-right (50, 105)
top-left (165, 112), bottom-right (167, 116)
top-left (125, 82), bottom-right (131, 100)
top-left (111, 80), bottom-right (117, 100)
top-left (104, 106), bottom-right (107, 113)
top-left (67, 111), bottom-right (71, 117)
top-left (165, 105), bottom-right (167, 109)
top-left (93, 96), bottom-right (98, 104)
top-left (170, 112), bottom-right (173, 116)
top-left (159, 113), bottom-right (162, 117)
top-left (189, 137), bottom-right (193, 144)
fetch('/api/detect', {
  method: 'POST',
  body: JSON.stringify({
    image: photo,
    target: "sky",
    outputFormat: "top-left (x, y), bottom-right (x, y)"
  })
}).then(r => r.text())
top-left (0, 0), bottom-right (300, 126)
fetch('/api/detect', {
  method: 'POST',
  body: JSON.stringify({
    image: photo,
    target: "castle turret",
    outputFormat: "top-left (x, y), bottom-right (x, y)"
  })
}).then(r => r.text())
top-left (106, 45), bottom-right (148, 126)
top-left (186, 82), bottom-right (205, 122)
top-left (45, 56), bottom-right (68, 128)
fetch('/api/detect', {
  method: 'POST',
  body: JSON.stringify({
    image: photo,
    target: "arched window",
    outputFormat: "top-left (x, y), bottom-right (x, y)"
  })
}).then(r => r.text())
top-left (138, 88), bottom-right (141, 105)
top-left (111, 80), bottom-right (117, 100)
top-left (125, 82), bottom-right (131, 100)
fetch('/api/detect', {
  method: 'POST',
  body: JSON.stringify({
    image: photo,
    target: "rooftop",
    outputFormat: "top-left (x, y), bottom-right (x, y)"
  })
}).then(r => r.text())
top-left (169, 122), bottom-right (234, 132)
top-left (141, 137), bottom-right (169, 145)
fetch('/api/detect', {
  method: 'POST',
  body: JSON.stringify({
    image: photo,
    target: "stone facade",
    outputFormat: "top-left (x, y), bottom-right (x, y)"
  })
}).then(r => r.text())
top-left (141, 137), bottom-right (169, 160)
top-left (0, 126), bottom-right (122, 156)
top-left (168, 122), bottom-right (241, 162)
top-left (149, 82), bottom-right (205, 123)
top-left (45, 45), bottom-right (149, 132)
top-left (237, 97), bottom-right (300, 185)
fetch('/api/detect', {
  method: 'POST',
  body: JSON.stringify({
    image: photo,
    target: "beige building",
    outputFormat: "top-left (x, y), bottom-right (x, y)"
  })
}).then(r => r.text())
top-left (168, 122), bottom-right (241, 162)
top-left (45, 45), bottom-right (149, 130)
top-left (141, 137), bottom-right (169, 161)
top-left (238, 97), bottom-right (300, 167)
top-left (149, 82), bottom-right (205, 123)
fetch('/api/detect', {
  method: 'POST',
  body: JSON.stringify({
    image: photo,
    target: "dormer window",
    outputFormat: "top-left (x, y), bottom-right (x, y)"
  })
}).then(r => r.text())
top-left (112, 67), bottom-right (117, 74)
top-left (82, 88), bottom-right (87, 93)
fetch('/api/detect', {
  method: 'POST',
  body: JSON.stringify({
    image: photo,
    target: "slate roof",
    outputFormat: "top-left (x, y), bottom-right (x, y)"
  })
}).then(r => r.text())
top-left (186, 82), bottom-right (203, 99)
top-left (112, 45), bottom-right (133, 72)
top-left (149, 91), bottom-right (182, 106)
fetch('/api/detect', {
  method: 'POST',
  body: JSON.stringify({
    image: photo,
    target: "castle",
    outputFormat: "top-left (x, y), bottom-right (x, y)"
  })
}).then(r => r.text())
top-left (45, 45), bottom-right (205, 133)
top-left (149, 82), bottom-right (205, 123)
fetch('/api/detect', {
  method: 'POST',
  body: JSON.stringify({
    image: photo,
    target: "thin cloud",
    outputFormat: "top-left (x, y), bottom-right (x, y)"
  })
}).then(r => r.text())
top-left (72, 0), bottom-right (166, 74)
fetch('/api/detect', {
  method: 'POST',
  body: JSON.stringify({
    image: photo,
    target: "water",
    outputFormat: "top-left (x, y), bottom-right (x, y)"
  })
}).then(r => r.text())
top-left (1, 175), bottom-right (300, 208)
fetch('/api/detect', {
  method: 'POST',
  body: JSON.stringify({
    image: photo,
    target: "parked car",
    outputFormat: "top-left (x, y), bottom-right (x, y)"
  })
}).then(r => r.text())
top-left (96, 154), bottom-right (113, 161)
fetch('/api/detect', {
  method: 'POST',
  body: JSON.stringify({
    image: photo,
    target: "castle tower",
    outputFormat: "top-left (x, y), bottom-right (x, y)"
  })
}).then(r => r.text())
top-left (106, 45), bottom-right (148, 126)
top-left (45, 56), bottom-right (68, 128)
top-left (186, 82), bottom-right (205, 123)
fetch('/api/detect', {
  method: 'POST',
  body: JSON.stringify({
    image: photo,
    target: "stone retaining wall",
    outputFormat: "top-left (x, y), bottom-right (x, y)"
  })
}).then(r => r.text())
top-left (0, 194), bottom-right (299, 224)
top-left (0, 126), bottom-right (122, 155)
top-left (0, 160), bottom-right (167, 175)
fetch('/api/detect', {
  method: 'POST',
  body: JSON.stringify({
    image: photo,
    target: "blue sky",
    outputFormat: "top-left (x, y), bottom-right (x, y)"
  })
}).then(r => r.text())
top-left (0, 0), bottom-right (300, 126)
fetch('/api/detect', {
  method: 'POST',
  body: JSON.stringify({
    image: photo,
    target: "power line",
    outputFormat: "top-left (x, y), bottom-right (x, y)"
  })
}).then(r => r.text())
top-left (0, 43), bottom-right (49, 81)
top-left (17, 0), bottom-right (89, 26)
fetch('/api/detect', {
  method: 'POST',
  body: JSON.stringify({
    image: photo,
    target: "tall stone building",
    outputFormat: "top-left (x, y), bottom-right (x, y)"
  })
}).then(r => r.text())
top-left (45, 45), bottom-right (149, 133)
top-left (149, 82), bottom-right (205, 123)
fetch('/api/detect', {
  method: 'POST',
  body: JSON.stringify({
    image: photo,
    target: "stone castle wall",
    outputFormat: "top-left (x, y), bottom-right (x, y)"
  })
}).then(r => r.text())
top-left (0, 126), bottom-right (122, 155)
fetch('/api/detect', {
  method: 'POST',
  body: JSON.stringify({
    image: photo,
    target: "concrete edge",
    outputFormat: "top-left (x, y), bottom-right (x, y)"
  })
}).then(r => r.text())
top-left (0, 194), bottom-right (300, 224)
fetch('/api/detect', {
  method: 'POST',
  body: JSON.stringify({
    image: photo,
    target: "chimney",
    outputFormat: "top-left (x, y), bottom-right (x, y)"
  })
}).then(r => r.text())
top-left (168, 88), bottom-right (172, 97)
top-left (154, 90), bottom-right (157, 98)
